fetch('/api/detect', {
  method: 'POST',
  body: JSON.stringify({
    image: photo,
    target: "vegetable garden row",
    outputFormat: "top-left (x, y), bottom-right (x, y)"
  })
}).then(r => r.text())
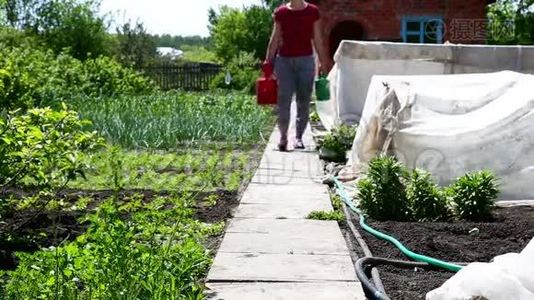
top-left (0, 41), bottom-right (273, 299)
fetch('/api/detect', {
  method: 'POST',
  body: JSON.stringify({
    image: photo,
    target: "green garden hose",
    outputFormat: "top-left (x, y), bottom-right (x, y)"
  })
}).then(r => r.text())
top-left (331, 176), bottom-right (463, 272)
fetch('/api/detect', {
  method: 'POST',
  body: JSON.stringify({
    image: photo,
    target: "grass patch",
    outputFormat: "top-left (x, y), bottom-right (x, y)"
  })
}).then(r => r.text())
top-left (68, 147), bottom-right (256, 192)
top-left (73, 91), bottom-right (274, 149)
top-left (307, 194), bottom-right (345, 222)
top-left (307, 210), bottom-right (345, 221)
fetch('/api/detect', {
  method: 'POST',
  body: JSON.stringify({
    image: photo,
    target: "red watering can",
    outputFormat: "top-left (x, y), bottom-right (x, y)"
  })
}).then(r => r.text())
top-left (256, 61), bottom-right (277, 105)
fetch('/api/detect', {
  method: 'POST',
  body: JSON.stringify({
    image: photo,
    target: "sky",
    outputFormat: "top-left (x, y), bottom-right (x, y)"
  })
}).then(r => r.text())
top-left (99, 0), bottom-right (263, 37)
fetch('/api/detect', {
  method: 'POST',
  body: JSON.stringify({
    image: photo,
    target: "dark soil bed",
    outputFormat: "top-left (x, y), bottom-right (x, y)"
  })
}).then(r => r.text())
top-left (0, 189), bottom-right (240, 271)
top-left (351, 206), bottom-right (534, 300)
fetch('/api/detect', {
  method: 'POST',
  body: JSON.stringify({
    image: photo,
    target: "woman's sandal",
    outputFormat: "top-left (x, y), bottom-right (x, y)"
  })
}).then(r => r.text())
top-left (294, 139), bottom-right (305, 149)
top-left (278, 139), bottom-right (288, 152)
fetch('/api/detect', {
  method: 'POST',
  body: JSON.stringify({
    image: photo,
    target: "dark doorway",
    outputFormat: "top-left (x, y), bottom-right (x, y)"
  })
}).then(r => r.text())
top-left (329, 21), bottom-right (364, 58)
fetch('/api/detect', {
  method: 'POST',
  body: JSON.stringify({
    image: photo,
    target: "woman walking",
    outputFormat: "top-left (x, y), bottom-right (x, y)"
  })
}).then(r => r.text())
top-left (265, 0), bottom-right (332, 151)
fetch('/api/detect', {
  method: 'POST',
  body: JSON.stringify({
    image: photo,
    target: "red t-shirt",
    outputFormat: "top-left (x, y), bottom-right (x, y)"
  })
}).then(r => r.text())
top-left (274, 3), bottom-right (320, 57)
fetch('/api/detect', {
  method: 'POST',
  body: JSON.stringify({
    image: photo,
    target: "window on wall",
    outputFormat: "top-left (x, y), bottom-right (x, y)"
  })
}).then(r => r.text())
top-left (402, 17), bottom-right (444, 44)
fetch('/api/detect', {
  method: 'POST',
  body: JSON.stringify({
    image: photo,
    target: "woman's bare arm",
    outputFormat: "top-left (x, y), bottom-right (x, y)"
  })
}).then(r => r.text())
top-left (313, 20), bottom-right (333, 74)
top-left (266, 22), bottom-right (282, 62)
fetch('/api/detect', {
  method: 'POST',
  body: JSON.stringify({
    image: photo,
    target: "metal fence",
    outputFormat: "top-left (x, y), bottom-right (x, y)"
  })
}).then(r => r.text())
top-left (140, 63), bottom-right (222, 91)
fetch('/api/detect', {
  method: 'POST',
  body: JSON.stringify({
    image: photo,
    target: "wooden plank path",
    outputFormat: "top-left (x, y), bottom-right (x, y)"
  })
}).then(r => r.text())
top-left (205, 117), bottom-right (365, 299)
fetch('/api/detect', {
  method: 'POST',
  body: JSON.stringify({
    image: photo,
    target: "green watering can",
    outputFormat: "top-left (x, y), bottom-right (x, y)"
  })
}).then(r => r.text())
top-left (315, 74), bottom-right (330, 101)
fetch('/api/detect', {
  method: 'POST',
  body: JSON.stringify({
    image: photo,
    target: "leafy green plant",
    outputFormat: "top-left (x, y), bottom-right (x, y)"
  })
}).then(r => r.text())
top-left (3, 196), bottom-right (211, 299)
top-left (70, 196), bottom-right (92, 211)
top-left (357, 155), bottom-right (412, 221)
top-left (307, 210), bottom-right (345, 222)
top-left (108, 146), bottom-right (125, 197)
top-left (317, 123), bottom-right (357, 163)
top-left (408, 169), bottom-right (451, 222)
top-left (0, 106), bottom-right (103, 190)
top-left (310, 110), bottom-right (321, 122)
top-left (450, 170), bottom-right (499, 221)
top-left (318, 134), bottom-right (347, 163)
top-left (201, 221), bottom-right (226, 236)
top-left (69, 147), bottom-right (255, 192)
top-left (307, 193), bottom-right (345, 222)
top-left (331, 194), bottom-right (343, 211)
top-left (204, 194), bottom-right (219, 207)
top-left (332, 123), bottom-right (357, 150)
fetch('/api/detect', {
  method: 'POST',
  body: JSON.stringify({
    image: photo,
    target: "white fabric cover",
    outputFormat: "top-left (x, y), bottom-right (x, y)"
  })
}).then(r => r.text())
top-left (317, 41), bottom-right (534, 128)
top-left (427, 238), bottom-right (534, 300)
top-left (350, 71), bottom-right (534, 200)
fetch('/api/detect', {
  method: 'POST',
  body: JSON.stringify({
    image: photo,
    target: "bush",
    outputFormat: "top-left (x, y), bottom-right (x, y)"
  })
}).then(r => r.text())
top-left (0, 106), bottom-right (103, 190)
top-left (0, 27), bottom-right (41, 49)
top-left (81, 56), bottom-right (155, 96)
top-left (0, 47), bottom-right (80, 109)
top-left (408, 169), bottom-right (451, 222)
top-left (0, 46), bottom-right (155, 110)
top-left (318, 134), bottom-right (347, 163)
top-left (332, 123), bottom-right (357, 150)
top-left (210, 51), bottom-right (259, 93)
top-left (450, 170), bottom-right (499, 221)
top-left (357, 155), bottom-right (412, 221)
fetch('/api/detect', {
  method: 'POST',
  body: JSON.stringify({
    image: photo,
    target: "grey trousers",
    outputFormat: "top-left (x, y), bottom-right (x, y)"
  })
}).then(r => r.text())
top-left (274, 55), bottom-right (315, 140)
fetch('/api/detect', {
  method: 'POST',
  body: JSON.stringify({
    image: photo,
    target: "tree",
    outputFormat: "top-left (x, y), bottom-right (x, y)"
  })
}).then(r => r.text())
top-left (208, 5), bottom-right (272, 63)
top-left (0, 0), bottom-right (41, 28)
top-left (150, 34), bottom-right (211, 49)
top-left (116, 21), bottom-right (156, 67)
top-left (488, 0), bottom-right (534, 44)
top-left (0, 0), bottom-right (110, 60)
top-left (243, 5), bottom-right (273, 60)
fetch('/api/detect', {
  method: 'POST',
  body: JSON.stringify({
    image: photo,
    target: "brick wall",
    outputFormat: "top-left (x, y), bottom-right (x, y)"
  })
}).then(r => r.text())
top-left (317, 0), bottom-right (490, 56)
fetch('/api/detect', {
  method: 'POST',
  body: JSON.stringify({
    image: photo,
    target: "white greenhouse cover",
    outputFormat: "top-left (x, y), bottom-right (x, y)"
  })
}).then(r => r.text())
top-left (348, 71), bottom-right (534, 200)
top-left (316, 41), bottom-right (534, 130)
